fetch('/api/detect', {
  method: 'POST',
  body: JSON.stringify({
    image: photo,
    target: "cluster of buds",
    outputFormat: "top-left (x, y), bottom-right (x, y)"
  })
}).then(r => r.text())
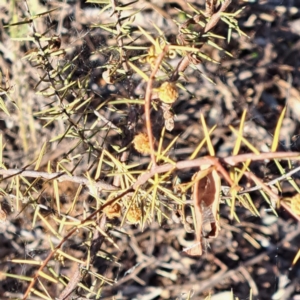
top-left (103, 193), bottom-right (143, 224)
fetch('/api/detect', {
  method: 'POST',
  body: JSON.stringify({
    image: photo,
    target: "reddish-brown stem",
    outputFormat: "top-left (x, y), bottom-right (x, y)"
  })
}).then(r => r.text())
top-left (204, 156), bottom-right (235, 186)
top-left (204, 0), bottom-right (232, 33)
top-left (1, 152), bottom-right (298, 193)
top-left (244, 171), bottom-right (280, 203)
top-left (0, 169), bottom-right (118, 191)
top-left (144, 46), bottom-right (170, 168)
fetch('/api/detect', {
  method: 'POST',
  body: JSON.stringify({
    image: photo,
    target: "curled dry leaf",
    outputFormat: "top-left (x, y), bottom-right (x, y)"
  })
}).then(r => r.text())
top-left (184, 165), bottom-right (221, 256)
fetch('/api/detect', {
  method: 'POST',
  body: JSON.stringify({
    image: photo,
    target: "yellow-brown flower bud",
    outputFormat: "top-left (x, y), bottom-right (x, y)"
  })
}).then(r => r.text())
top-left (126, 205), bottom-right (142, 224)
top-left (157, 82), bottom-right (178, 104)
top-left (133, 133), bottom-right (151, 155)
top-left (291, 194), bottom-right (300, 215)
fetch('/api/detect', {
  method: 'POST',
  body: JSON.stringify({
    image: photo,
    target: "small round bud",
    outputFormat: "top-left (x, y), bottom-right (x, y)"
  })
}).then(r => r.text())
top-left (126, 204), bottom-right (142, 224)
top-left (133, 133), bottom-right (151, 155)
top-left (291, 194), bottom-right (300, 215)
top-left (157, 82), bottom-right (178, 104)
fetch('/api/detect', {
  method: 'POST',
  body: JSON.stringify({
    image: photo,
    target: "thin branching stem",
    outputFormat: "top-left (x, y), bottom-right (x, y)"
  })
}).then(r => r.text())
top-left (144, 46), bottom-right (170, 167)
top-left (2, 151), bottom-right (298, 192)
top-left (241, 165), bottom-right (300, 194)
top-left (204, 0), bottom-right (232, 33)
top-left (170, 0), bottom-right (231, 82)
top-left (18, 150), bottom-right (300, 297)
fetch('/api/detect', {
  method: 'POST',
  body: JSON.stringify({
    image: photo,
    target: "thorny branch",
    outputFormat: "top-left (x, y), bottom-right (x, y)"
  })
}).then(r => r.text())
top-left (21, 188), bottom-right (131, 300)
top-left (170, 0), bottom-right (232, 82)
top-left (1, 152), bottom-right (299, 193)
top-left (2, 0), bottom-right (299, 298)
top-left (145, 0), bottom-right (232, 166)
top-left (1, 151), bottom-right (297, 298)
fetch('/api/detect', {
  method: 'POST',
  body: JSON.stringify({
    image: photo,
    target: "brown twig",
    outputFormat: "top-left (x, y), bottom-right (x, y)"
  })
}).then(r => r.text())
top-left (204, 0), bottom-right (232, 33)
top-left (239, 266), bottom-right (259, 296)
top-left (132, 152), bottom-right (300, 189)
top-left (244, 171), bottom-right (281, 202)
top-left (240, 165), bottom-right (300, 194)
top-left (0, 169), bottom-right (118, 191)
top-left (223, 151), bottom-right (298, 165)
top-left (57, 216), bottom-right (107, 300)
top-left (144, 46), bottom-right (170, 168)
top-left (57, 266), bottom-right (82, 300)
top-left (1, 152), bottom-right (299, 193)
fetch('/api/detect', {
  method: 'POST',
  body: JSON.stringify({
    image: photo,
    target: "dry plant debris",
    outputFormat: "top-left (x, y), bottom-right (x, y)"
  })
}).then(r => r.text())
top-left (0, 0), bottom-right (300, 299)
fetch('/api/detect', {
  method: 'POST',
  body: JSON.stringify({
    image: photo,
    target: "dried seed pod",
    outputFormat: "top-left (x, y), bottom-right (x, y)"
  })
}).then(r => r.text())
top-left (103, 202), bottom-right (122, 219)
top-left (163, 108), bottom-right (175, 131)
top-left (184, 165), bottom-right (221, 256)
top-left (133, 133), bottom-right (151, 154)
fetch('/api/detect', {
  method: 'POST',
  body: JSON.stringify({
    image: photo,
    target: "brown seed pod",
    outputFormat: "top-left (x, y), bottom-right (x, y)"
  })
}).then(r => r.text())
top-left (103, 202), bottom-right (122, 219)
top-left (184, 165), bottom-right (221, 256)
